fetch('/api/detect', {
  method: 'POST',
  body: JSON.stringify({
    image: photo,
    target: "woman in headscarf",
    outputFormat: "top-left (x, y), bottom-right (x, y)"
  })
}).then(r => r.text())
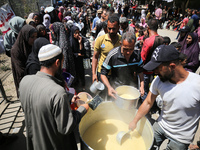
top-left (139, 17), bottom-right (147, 28)
top-left (26, 18), bottom-right (36, 27)
top-left (58, 6), bottom-right (64, 22)
top-left (43, 14), bottom-right (51, 30)
top-left (70, 25), bottom-right (85, 91)
top-left (178, 26), bottom-right (191, 51)
top-left (36, 24), bottom-right (49, 40)
top-left (28, 13), bottom-right (34, 19)
top-left (3, 16), bottom-right (25, 57)
top-left (11, 25), bottom-right (37, 96)
top-left (141, 9), bottom-right (146, 19)
top-left (52, 22), bottom-right (76, 79)
top-left (181, 32), bottom-right (200, 72)
top-left (26, 37), bottom-right (50, 75)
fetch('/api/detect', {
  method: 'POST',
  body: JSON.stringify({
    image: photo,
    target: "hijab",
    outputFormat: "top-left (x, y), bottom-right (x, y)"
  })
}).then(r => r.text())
top-left (181, 32), bottom-right (200, 72)
top-left (9, 16), bottom-right (25, 34)
top-left (4, 16), bottom-right (25, 55)
top-left (141, 9), bottom-right (146, 18)
top-left (139, 17), bottom-right (147, 28)
top-left (28, 13), bottom-right (34, 19)
top-left (52, 22), bottom-right (76, 77)
top-left (178, 30), bottom-right (190, 51)
top-left (180, 18), bottom-right (189, 29)
top-left (26, 37), bottom-right (50, 75)
top-left (11, 25), bottom-right (37, 96)
top-left (26, 19), bottom-right (35, 25)
top-left (70, 25), bottom-right (80, 53)
top-left (43, 14), bottom-right (51, 30)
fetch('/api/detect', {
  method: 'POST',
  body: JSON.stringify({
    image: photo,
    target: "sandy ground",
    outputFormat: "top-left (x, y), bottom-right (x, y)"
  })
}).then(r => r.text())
top-left (0, 29), bottom-right (199, 150)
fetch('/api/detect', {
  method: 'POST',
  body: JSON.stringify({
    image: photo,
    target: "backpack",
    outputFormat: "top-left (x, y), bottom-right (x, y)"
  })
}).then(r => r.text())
top-left (145, 35), bottom-right (164, 64)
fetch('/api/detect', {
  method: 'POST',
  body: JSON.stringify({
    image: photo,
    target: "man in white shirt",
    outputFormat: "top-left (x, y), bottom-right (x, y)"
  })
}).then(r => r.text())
top-left (129, 45), bottom-right (200, 150)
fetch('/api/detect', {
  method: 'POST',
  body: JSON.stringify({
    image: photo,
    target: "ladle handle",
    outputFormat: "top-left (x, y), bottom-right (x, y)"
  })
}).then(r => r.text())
top-left (127, 129), bottom-right (131, 134)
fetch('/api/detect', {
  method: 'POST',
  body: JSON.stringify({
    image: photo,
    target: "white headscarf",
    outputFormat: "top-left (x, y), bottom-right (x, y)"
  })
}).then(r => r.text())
top-left (141, 9), bottom-right (146, 18)
top-left (43, 14), bottom-right (51, 30)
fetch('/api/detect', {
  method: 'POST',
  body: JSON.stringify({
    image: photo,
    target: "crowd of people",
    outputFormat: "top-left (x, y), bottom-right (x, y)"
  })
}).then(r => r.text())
top-left (0, 1), bottom-right (200, 150)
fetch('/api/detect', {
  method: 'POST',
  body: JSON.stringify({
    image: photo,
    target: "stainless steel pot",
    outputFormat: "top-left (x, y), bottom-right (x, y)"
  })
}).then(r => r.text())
top-left (79, 102), bottom-right (154, 150)
top-left (115, 85), bottom-right (140, 110)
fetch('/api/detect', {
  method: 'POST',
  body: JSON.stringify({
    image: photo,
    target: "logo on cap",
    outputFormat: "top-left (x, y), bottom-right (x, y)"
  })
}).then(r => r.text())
top-left (152, 47), bottom-right (161, 61)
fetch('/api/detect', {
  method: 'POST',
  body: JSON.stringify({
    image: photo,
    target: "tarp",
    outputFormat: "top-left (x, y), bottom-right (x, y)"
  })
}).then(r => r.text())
top-left (0, 3), bottom-right (15, 35)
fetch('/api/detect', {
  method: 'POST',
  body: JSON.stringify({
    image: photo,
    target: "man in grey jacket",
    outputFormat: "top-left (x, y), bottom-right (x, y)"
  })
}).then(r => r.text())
top-left (19, 44), bottom-right (89, 150)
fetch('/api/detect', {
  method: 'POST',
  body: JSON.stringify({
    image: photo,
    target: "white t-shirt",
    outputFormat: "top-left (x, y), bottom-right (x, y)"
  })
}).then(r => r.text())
top-left (150, 72), bottom-right (200, 144)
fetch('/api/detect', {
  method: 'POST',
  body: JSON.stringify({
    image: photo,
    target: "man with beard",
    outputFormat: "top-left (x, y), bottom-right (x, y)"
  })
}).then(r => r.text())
top-left (19, 44), bottom-right (89, 150)
top-left (129, 45), bottom-right (200, 150)
top-left (92, 14), bottom-right (121, 82)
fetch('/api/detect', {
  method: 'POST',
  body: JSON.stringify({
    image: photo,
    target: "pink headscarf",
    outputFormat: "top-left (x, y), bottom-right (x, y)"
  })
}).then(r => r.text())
top-left (139, 17), bottom-right (147, 28)
top-left (180, 18), bottom-right (189, 29)
top-left (59, 6), bottom-right (64, 12)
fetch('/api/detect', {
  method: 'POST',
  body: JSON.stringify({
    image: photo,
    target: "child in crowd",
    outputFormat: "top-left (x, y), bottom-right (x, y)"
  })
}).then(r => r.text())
top-left (130, 18), bottom-right (136, 28)
top-left (163, 36), bottom-right (171, 45)
top-left (36, 25), bottom-right (49, 40)
top-left (135, 24), bottom-right (140, 38)
top-left (170, 42), bottom-right (187, 66)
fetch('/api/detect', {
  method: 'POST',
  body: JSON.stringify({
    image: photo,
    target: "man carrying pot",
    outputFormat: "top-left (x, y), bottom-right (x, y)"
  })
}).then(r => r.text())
top-left (19, 44), bottom-right (90, 150)
top-left (101, 32), bottom-right (144, 99)
top-left (129, 45), bottom-right (200, 150)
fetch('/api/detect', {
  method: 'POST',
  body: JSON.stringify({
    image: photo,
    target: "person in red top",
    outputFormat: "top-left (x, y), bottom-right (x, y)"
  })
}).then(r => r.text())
top-left (58, 6), bottom-right (64, 22)
top-left (141, 19), bottom-right (163, 102)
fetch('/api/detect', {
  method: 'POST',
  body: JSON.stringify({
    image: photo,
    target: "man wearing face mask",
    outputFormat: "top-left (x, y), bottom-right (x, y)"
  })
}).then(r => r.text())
top-left (101, 32), bottom-right (144, 99)
top-left (92, 14), bottom-right (121, 82)
top-left (19, 44), bottom-right (89, 150)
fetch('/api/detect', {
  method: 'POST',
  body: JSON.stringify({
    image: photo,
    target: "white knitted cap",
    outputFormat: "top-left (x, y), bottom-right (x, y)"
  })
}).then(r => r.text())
top-left (38, 44), bottom-right (62, 61)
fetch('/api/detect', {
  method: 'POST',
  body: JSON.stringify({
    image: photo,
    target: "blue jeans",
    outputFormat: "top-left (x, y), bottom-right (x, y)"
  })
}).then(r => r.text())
top-left (153, 122), bottom-right (189, 150)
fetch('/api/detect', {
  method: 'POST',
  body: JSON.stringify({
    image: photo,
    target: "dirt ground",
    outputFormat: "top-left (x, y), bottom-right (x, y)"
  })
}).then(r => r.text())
top-left (0, 53), bottom-right (17, 101)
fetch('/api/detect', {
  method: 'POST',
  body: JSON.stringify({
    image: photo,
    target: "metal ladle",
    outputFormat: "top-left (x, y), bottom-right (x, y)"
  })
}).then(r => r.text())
top-left (116, 129), bottom-right (132, 145)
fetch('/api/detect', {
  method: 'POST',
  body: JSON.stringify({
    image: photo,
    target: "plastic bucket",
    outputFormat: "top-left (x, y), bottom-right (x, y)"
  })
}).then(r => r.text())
top-left (77, 92), bottom-right (92, 107)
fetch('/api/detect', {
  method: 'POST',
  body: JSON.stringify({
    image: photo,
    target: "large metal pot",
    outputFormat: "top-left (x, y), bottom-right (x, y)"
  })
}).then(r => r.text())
top-left (79, 102), bottom-right (154, 150)
top-left (115, 85), bottom-right (140, 110)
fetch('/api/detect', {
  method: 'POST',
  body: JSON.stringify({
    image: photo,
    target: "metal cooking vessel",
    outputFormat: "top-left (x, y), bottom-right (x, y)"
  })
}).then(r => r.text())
top-left (79, 102), bottom-right (154, 150)
top-left (115, 85), bottom-right (140, 110)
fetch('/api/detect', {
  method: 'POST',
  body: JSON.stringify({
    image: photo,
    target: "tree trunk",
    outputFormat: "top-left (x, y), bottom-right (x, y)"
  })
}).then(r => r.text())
top-left (181, 0), bottom-right (189, 15)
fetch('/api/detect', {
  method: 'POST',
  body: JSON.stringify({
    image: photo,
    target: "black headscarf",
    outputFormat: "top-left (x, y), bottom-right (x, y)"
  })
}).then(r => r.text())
top-left (26, 37), bottom-right (50, 75)
top-left (11, 24), bottom-right (37, 96)
top-left (70, 25), bottom-right (80, 53)
top-left (181, 32), bottom-right (200, 72)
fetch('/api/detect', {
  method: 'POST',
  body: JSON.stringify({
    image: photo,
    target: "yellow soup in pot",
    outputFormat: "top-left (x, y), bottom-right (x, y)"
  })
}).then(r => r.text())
top-left (82, 119), bottom-right (146, 150)
top-left (119, 94), bottom-right (137, 99)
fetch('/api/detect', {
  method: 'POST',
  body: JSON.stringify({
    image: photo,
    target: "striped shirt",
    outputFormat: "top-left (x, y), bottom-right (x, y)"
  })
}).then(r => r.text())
top-left (101, 46), bottom-right (143, 87)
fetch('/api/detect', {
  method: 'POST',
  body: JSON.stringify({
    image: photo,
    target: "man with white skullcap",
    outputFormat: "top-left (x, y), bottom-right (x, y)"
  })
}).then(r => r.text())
top-left (19, 44), bottom-right (89, 150)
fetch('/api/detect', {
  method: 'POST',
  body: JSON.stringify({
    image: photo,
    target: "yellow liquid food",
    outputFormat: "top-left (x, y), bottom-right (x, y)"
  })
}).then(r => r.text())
top-left (120, 94), bottom-right (136, 99)
top-left (82, 119), bottom-right (146, 150)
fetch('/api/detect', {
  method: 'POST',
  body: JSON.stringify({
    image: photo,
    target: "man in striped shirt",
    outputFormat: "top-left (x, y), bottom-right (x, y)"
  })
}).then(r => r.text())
top-left (101, 32), bottom-right (144, 99)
